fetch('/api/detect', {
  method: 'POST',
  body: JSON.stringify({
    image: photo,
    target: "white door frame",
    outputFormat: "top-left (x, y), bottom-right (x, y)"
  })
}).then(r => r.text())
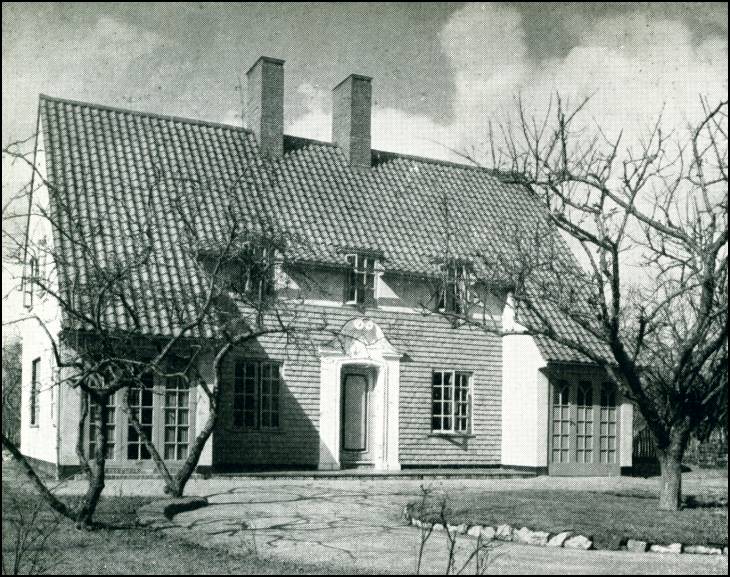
top-left (318, 318), bottom-right (401, 471)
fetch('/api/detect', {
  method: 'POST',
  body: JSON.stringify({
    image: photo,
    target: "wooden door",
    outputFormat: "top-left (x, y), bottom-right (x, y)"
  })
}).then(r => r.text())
top-left (341, 372), bottom-right (373, 465)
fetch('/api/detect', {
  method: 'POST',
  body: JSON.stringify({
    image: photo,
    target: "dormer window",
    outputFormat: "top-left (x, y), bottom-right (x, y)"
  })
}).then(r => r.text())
top-left (228, 245), bottom-right (275, 303)
top-left (346, 254), bottom-right (376, 305)
top-left (437, 261), bottom-right (470, 315)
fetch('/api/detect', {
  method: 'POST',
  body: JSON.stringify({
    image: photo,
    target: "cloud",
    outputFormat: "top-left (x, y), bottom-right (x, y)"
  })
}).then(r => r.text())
top-left (287, 83), bottom-right (460, 161)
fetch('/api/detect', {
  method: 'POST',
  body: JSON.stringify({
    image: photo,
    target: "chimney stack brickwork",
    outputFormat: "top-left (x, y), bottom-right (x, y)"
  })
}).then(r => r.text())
top-left (332, 74), bottom-right (372, 170)
top-left (246, 56), bottom-right (285, 159)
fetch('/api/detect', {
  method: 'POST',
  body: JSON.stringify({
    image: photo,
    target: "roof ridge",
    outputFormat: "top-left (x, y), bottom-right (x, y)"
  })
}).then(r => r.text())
top-left (38, 93), bottom-right (253, 134)
top-left (39, 94), bottom-right (514, 177)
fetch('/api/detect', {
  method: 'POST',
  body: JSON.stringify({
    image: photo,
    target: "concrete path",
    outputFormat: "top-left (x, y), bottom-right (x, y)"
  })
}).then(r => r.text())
top-left (54, 474), bottom-right (728, 574)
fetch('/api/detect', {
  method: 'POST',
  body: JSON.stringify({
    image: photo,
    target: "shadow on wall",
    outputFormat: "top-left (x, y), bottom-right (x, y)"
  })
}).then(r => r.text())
top-left (210, 335), bottom-right (325, 472)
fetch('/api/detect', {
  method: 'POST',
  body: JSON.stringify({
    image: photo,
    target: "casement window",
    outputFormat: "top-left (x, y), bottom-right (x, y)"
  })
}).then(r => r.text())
top-left (88, 392), bottom-right (117, 459)
top-left (23, 257), bottom-right (40, 308)
top-left (233, 360), bottom-right (281, 429)
top-left (437, 261), bottom-right (470, 315)
top-left (30, 358), bottom-right (40, 426)
top-left (346, 254), bottom-right (376, 305)
top-left (431, 370), bottom-right (471, 434)
top-left (127, 373), bottom-right (155, 460)
top-left (164, 357), bottom-right (190, 460)
top-left (599, 383), bottom-right (617, 464)
top-left (228, 245), bottom-right (275, 302)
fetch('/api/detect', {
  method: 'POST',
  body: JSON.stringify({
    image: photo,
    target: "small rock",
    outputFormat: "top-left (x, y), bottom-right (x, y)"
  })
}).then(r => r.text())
top-left (605, 534), bottom-right (624, 551)
top-left (626, 539), bottom-right (649, 553)
top-left (481, 526), bottom-right (496, 540)
top-left (649, 543), bottom-right (682, 554)
top-left (514, 527), bottom-right (551, 546)
top-left (723, 546), bottom-right (728, 556)
top-left (411, 518), bottom-right (421, 527)
top-left (547, 531), bottom-right (573, 548)
top-left (683, 545), bottom-right (722, 555)
top-left (467, 525), bottom-right (482, 538)
top-left (495, 524), bottom-right (513, 541)
top-left (432, 523), bottom-right (445, 532)
top-left (564, 535), bottom-right (593, 550)
top-left (447, 523), bottom-right (468, 534)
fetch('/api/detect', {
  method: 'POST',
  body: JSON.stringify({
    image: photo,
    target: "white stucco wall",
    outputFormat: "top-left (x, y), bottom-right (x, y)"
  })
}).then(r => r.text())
top-left (501, 333), bottom-right (549, 468)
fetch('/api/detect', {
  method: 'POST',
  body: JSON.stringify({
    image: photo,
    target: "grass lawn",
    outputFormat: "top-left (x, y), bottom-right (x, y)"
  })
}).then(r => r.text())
top-left (1, 460), bottom-right (359, 574)
top-left (409, 486), bottom-right (728, 550)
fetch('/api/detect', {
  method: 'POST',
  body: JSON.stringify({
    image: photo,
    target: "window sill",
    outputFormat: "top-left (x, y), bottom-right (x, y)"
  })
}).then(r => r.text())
top-left (228, 427), bottom-right (284, 434)
top-left (429, 432), bottom-right (475, 439)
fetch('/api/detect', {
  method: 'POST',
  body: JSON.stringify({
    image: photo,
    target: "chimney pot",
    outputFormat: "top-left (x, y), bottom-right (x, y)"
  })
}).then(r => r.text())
top-left (247, 56), bottom-right (285, 159)
top-left (332, 74), bottom-right (372, 169)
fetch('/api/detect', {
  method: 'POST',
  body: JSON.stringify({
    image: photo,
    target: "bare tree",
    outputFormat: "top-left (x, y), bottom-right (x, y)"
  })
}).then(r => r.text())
top-left (443, 96), bottom-right (727, 511)
top-left (2, 337), bottom-right (22, 444)
top-left (2, 135), bottom-right (327, 521)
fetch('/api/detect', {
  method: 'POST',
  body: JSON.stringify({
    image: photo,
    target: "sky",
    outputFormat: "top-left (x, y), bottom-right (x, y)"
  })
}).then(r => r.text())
top-left (2, 2), bottom-right (728, 330)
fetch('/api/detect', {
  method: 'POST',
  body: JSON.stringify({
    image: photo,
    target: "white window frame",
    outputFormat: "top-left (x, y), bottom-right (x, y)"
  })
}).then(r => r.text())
top-left (431, 369), bottom-right (472, 435)
top-left (345, 254), bottom-right (377, 305)
top-left (437, 262), bottom-right (470, 315)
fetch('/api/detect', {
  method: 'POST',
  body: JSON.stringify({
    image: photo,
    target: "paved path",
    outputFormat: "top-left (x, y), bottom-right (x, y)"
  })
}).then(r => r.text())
top-left (145, 476), bottom-right (727, 575)
top-left (52, 473), bottom-right (728, 574)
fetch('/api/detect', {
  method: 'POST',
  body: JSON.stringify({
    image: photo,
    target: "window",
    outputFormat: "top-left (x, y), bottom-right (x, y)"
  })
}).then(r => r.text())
top-left (230, 245), bottom-right (275, 302)
top-left (88, 393), bottom-right (116, 459)
top-left (432, 370), bottom-right (471, 433)
top-left (23, 257), bottom-right (40, 308)
top-left (30, 358), bottom-right (40, 426)
top-left (164, 361), bottom-right (190, 461)
top-left (127, 374), bottom-right (154, 460)
top-left (551, 381), bottom-right (570, 463)
top-left (346, 254), bottom-right (376, 305)
top-left (576, 381), bottom-right (594, 464)
top-left (599, 383), bottom-right (617, 464)
top-left (437, 261), bottom-right (470, 315)
top-left (233, 360), bottom-right (281, 429)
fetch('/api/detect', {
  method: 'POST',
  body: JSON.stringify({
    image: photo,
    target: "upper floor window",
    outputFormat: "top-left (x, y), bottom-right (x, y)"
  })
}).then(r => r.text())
top-left (432, 370), bottom-right (471, 434)
top-left (30, 358), bottom-right (41, 426)
top-left (225, 245), bottom-right (275, 303)
top-left (23, 256), bottom-right (40, 308)
top-left (346, 254), bottom-right (376, 305)
top-left (437, 261), bottom-right (470, 315)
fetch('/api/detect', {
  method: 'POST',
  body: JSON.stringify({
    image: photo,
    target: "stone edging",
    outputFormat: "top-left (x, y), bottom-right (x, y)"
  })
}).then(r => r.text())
top-left (403, 507), bottom-right (728, 557)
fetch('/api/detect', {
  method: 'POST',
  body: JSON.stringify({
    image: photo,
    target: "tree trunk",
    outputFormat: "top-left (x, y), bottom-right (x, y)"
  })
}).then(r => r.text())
top-left (75, 393), bottom-right (109, 528)
top-left (657, 450), bottom-right (683, 511)
top-left (173, 399), bottom-right (219, 497)
top-left (656, 427), bottom-right (689, 512)
top-left (1, 432), bottom-right (73, 520)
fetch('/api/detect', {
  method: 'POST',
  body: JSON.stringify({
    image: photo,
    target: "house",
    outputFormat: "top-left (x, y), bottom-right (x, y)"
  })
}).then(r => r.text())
top-left (19, 56), bottom-right (633, 478)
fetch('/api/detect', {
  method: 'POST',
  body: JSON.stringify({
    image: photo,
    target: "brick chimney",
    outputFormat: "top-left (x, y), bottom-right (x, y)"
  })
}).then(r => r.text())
top-left (246, 56), bottom-right (285, 159)
top-left (332, 74), bottom-right (372, 169)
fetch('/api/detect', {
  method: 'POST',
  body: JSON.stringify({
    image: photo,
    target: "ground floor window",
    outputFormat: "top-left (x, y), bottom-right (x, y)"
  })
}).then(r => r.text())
top-left (127, 375), bottom-right (154, 460)
top-left (599, 383), bottom-right (617, 464)
top-left (432, 370), bottom-right (471, 433)
top-left (164, 373), bottom-right (190, 460)
top-left (88, 392), bottom-right (117, 459)
top-left (234, 360), bottom-right (281, 429)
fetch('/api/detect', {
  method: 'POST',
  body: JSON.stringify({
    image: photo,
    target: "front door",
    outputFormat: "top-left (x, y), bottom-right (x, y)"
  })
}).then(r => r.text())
top-left (341, 369), bottom-right (374, 466)
top-left (548, 376), bottom-right (620, 476)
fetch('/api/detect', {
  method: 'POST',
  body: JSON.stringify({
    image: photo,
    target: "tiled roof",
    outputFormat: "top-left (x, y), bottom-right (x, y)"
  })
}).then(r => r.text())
top-left (38, 94), bottom-right (601, 362)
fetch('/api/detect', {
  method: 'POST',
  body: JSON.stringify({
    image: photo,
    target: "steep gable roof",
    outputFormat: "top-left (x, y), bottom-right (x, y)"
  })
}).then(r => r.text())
top-left (38, 94), bottom-right (605, 362)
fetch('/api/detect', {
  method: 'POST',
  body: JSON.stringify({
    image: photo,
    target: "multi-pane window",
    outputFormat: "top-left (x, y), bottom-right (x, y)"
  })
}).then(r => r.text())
top-left (23, 257), bottom-right (40, 308)
top-left (600, 383), bottom-right (617, 464)
top-left (127, 374), bottom-right (154, 460)
top-left (228, 245), bottom-right (274, 302)
top-left (30, 358), bottom-right (40, 426)
top-left (234, 361), bottom-right (281, 429)
top-left (346, 254), bottom-right (376, 305)
top-left (88, 393), bottom-right (116, 459)
top-left (437, 262), bottom-right (469, 315)
top-left (432, 370), bottom-right (471, 433)
top-left (551, 381), bottom-right (570, 463)
top-left (576, 381), bottom-right (594, 464)
top-left (164, 359), bottom-right (190, 460)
